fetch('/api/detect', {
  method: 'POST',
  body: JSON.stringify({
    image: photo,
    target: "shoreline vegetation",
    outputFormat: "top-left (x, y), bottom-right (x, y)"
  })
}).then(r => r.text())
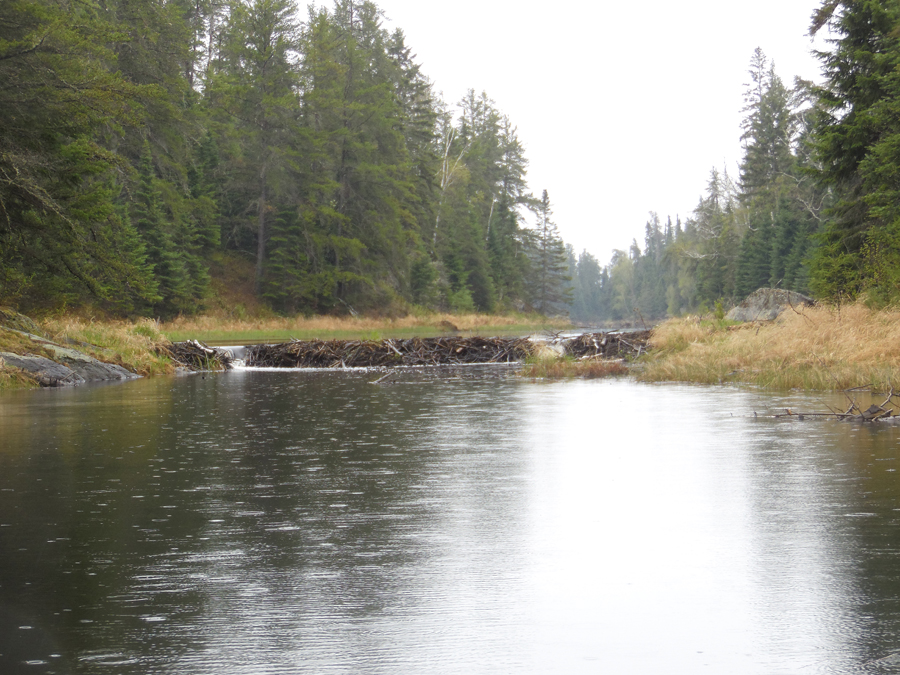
top-left (637, 302), bottom-right (900, 391)
top-left (3, 303), bottom-right (900, 392)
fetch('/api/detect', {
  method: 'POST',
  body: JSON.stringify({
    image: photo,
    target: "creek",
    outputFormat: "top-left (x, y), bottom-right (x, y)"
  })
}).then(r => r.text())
top-left (2, 370), bottom-right (900, 674)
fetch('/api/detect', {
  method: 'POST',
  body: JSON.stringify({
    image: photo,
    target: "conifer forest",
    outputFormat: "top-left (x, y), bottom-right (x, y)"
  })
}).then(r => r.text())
top-left (2, 0), bottom-right (899, 321)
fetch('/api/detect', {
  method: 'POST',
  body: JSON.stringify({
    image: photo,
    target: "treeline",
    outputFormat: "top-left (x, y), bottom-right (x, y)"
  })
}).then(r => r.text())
top-left (0, 0), bottom-right (571, 317)
top-left (569, 48), bottom-right (824, 323)
top-left (572, 1), bottom-right (900, 322)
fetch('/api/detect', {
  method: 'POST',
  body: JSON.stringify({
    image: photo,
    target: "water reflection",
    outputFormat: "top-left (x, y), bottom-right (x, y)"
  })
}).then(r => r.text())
top-left (3, 374), bottom-right (900, 672)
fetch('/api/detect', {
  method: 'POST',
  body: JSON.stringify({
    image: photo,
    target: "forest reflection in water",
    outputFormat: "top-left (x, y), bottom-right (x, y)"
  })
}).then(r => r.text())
top-left (2, 370), bottom-right (900, 674)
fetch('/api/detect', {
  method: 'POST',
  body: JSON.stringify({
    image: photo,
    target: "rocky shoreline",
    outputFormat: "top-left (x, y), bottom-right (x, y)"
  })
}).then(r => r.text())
top-left (0, 336), bottom-right (141, 388)
top-left (0, 308), bottom-right (143, 387)
top-left (0, 341), bottom-right (139, 386)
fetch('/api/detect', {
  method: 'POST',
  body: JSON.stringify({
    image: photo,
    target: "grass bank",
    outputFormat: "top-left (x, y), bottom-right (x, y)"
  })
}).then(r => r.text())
top-left (39, 318), bottom-right (176, 376)
top-left (0, 326), bottom-right (55, 389)
top-left (639, 302), bottom-right (900, 390)
top-left (0, 318), bottom-right (177, 390)
top-left (161, 312), bottom-right (567, 344)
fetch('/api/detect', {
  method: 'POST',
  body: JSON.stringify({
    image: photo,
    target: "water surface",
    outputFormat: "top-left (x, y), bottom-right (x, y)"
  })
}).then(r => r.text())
top-left (2, 371), bottom-right (900, 673)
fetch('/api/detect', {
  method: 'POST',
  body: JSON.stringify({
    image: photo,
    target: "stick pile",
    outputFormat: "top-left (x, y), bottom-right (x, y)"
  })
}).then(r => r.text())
top-left (246, 336), bottom-right (536, 368)
top-left (159, 340), bottom-right (232, 370)
top-left (562, 330), bottom-right (652, 359)
top-left (244, 331), bottom-right (651, 369)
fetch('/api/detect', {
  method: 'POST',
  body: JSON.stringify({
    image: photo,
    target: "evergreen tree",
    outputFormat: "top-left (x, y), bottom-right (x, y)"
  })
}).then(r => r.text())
top-left (207, 0), bottom-right (300, 293)
top-left (0, 0), bottom-right (160, 309)
top-left (571, 250), bottom-right (604, 322)
top-left (0, 0), bottom-right (574, 317)
top-left (132, 142), bottom-right (194, 315)
top-left (808, 0), bottom-right (900, 301)
top-left (734, 49), bottom-right (817, 298)
top-left (487, 118), bottom-right (532, 307)
top-left (526, 190), bottom-right (572, 314)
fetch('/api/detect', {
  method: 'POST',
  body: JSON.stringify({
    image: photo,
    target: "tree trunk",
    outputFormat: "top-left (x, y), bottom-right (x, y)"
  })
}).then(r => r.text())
top-left (255, 164), bottom-right (268, 295)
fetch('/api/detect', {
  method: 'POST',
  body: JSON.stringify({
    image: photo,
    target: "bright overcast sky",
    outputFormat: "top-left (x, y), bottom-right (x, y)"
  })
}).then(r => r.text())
top-left (371, 0), bottom-right (827, 264)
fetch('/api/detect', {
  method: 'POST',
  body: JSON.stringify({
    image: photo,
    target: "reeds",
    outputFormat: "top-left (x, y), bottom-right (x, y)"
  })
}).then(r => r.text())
top-left (639, 303), bottom-right (900, 390)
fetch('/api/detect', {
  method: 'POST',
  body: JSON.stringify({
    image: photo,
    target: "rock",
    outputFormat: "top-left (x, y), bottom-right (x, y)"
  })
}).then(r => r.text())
top-left (0, 307), bottom-right (43, 336)
top-left (0, 352), bottom-right (84, 386)
top-left (39, 343), bottom-right (138, 382)
top-left (726, 288), bottom-right (814, 322)
top-left (0, 330), bottom-right (140, 387)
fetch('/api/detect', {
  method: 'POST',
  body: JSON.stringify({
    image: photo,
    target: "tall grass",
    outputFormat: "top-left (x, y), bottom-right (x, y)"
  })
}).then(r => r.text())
top-left (161, 312), bottom-right (567, 343)
top-left (40, 318), bottom-right (176, 376)
top-left (0, 360), bottom-right (39, 390)
top-left (640, 303), bottom-right (900, 390)
top-left (520, 344), bottom-right (629, 380)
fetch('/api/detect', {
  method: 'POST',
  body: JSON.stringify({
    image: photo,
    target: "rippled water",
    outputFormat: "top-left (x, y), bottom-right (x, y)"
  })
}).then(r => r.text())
top-left (3, 370), bottom-right (900, 673)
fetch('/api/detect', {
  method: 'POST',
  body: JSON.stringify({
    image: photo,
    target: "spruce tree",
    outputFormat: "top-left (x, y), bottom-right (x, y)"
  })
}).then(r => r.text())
top-left (208, 0), bottom-right (301, 294)
top-left (526, 190), bottom-right (572, 315)
top-left (0, 0), bottom-right (161, 309)
top-left (808, 0), bottom-right (900, 300)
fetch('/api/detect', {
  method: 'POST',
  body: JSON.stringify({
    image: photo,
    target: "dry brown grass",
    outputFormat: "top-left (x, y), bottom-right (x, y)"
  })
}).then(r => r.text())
top-left (640, 302), bottom-right (900, 390)
top-left (520, 343), bottom-right (629, 380)
top-left (0, 326), bottom-right (53, 358)
top-left (521, 357), bottom-right (629, 380)
top-left (161, 312), bottom-right (565, 343)
top-left (0, 359), bottom-right (39, 390)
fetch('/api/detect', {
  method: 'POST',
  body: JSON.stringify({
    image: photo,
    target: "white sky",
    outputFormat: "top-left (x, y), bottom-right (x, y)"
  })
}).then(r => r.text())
top-left (374, 0), bottom-right (827, 264)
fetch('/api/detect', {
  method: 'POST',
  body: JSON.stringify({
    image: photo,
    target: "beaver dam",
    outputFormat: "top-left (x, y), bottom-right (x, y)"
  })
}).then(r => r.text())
top-left (245, 331), bottom-right (651, 368)
top-left (165, 331), bottom-right (652, 370)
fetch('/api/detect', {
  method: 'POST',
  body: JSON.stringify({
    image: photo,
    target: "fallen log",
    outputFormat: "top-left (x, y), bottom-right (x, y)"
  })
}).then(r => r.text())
top-left (763, 388), bottom-right (900, 422)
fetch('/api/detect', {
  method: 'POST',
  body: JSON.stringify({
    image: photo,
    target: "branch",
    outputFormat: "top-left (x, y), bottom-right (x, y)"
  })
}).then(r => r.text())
top-left (0, 35), bottom-right (48, 62)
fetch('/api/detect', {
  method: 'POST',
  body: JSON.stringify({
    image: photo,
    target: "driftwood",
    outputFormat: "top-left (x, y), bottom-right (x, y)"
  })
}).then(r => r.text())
top-left (159, 340), bottom-right (232, 371)
top-left (765, 387), bottom-right (900, 422)
top-left (244, 331), bottom-right (651, 369)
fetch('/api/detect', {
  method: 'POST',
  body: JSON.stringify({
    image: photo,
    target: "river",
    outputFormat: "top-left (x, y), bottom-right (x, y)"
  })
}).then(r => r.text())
top-left (2, 369), bottom-right (900, 674)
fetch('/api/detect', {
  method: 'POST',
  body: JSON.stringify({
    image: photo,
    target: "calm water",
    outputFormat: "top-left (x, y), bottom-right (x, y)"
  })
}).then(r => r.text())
top-left (3, 369), bottom-right (900, 674)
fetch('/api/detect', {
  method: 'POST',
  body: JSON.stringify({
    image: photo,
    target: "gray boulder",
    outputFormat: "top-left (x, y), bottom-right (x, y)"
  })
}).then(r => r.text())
top-left (39, 343), bottom-right (138, 382)
top-left (726, 288), bottom-right (814, 322)
top-left (0, 352), bottom-right (84, 386)
top-left (1, 336), bottom-right (139, 387)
